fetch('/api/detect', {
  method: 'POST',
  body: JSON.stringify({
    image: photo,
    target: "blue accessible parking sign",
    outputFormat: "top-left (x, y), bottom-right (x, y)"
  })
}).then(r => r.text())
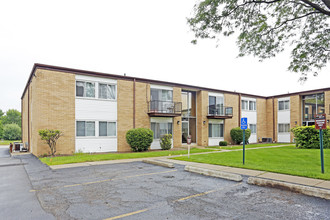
top-left (241, 117), bottom-right (248, 130)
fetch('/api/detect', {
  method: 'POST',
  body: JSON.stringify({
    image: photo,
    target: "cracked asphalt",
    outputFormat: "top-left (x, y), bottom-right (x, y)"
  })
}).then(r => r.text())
top-left (9, 153), bottom-right (328, 220)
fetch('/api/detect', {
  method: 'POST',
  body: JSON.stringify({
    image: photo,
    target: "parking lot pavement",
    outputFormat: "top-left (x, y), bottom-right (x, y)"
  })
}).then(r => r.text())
top-left (17, 154), bottom-right (330, 220)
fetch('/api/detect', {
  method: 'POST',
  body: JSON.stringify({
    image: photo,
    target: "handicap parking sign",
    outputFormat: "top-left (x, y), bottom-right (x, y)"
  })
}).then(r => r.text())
top-left (241, 117), bottom-right (248, 130)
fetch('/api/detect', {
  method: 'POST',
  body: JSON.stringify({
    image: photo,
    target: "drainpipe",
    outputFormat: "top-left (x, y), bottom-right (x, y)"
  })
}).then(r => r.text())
top-left (28, 87), bottom-right (30, 150)
top-left (238, 93), bottom-right (241, 126)
top-left (133, 78), bottom-right (136, 128)
top-left (272, 97), bottom-right (275, 142)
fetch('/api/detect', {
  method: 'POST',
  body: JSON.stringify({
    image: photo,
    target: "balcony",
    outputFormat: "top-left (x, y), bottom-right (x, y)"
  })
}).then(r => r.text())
top-left (148, 100), bottom-right (182, 117)
top-left (207, 106), bottom-right (233, 119)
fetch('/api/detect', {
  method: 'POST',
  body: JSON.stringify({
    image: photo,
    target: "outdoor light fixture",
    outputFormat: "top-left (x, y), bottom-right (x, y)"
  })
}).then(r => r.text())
top-left (327, 120), bottom-right (329, 123)
top-left (203, 121), bottom-right (206, 125)
top-left (177, 121), bottom-right (180, 125)
top-left (295, 121), bottom-right (297, 125)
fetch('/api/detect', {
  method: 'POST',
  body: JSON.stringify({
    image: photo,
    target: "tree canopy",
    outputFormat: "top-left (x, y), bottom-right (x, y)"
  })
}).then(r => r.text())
top-left (188, 0), bottom-right (330, 81)
top-left (1, 109), bottom-right (21, 127)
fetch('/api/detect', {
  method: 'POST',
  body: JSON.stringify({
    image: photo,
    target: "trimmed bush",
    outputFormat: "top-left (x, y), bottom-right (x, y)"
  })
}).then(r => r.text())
top-left (3, 123), bottom-right (21, 140)
top-left (160, 134), bottom-right (172, 150)
top-left (126, 128), bottom-right (153, 152)
top-left (291, 125), bottom-right (330, 149)
top-left (219, 141), bottom-right (227, 146)
top-left (39, 129), bottom-right (63, 156)
top-left (230, 127), bottom-right (251, 144)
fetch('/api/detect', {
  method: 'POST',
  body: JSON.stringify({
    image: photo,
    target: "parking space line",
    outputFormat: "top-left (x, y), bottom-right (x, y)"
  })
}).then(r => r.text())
top-left (104, 182), bottom-right (243, 219)
top-left (30, 169), bottom-right (177, 192)
top-left (104, 209), bottom-right (149, 220)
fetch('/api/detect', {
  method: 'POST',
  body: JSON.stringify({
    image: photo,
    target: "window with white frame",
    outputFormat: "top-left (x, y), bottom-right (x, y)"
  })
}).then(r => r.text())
top-left (76, 121), bottom-right (95, 136)
top-left (209, 95), bottom-right (224, 115)
top-left (99, 121), bottom-right (116, 137)
top-left (76, 81), bottom-right (95, 98)
top-left (151, 122), bottom-right (173, 139)
top-left (208, 123), bottom-right (224, 138)
top-left (249, 124), bottom-right (257, 134)
top-left (278, 123), bottom-right (290, 133)
top-left (241, 100), bottom-right (248, 110)
top-left (278, 100), bottom-right (290, 111)
top-left (99, 84), bottom-right (116, 100)
top-left (249, 101), bottom-right (256, 111)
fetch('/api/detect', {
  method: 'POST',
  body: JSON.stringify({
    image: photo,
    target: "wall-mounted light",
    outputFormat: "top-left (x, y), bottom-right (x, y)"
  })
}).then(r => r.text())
top-left (295, 121), bottom-right (297, 125)
top-left (327, 120), bottom-right (329, 123)
top-left (203, 121), bottom-right (206, 125)
top-left (177, 121), bottom-right (180, 125)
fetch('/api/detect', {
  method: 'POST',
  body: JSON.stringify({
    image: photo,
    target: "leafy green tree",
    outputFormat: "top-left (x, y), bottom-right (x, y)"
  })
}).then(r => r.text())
top-left (2, 109), bottom-right (21, 127)
top-left (3, 124), bottom-right (21, 140)
top-left (0, 109), bottom-right (4, 118)
top-left (0, 121), bottom-right (3, 139)
top-left (188, 0), bottom-right (330, 81)
top-left (38, 129), bottom-right (63, 156)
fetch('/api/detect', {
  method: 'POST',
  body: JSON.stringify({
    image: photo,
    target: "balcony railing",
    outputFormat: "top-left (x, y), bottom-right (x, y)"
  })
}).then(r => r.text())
top-left (304, 113), bottom-right (325, 121)
top-left (148, 100), bottom-right (182, 117)
top-left (207, 105), bottom-right (233, 119)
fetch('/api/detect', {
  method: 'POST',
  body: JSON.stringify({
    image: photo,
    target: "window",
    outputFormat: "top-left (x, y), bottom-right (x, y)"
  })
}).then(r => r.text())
top-left (249, 101), bottom-right (256, 111)
top-left (242, 100), bottom-right (256, 111)
top-left (99, 122), bottom-right (116, 137)
top-left (249, 124), bottom-right (257, 134)
top-left (208, 123), bottom-right (224, 138)
top-left (76, 121), bottom-right (95, 136)
top-left (278, 124), bottom-right (290, 133)
top-left (150, 88), bottom-right (173, 113)
top-left (76, 81), bottom-right (95, 98)
top-left (99, 84), bottom-right (116, 100)
top-left (151, 122), bottom-right (172, 139)
top-left (241, 100), bottom-right (248, 110)
top-left (209, 95), bottom-right (224, 115)
top-left (279, 100), bottom-right (290, 111)
top-left (150, 88), bottom-right (173, 101)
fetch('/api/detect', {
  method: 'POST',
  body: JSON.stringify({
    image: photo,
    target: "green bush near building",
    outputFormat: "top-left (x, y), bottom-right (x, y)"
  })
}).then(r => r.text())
top-left (3, 123), bottom-right (21, 140)
top-left (126, 128), bottom-right (154, 152)
top-left (219, 141), bottom-right (227, 146)
top-left (291, 126), bottom-right (330, 149)
top-left (230, 127), bottom-right (251, 144)
top-left (160, 134), bottom-right (172, 150)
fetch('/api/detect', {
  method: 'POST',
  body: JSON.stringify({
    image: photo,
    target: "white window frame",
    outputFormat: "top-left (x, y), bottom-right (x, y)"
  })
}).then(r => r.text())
top-left (76, 121), bottom-right (96, 137)
top-left (150, 122), bottom-right (173, 139)
top-left (249, 124), bottom-right (257, 134)
top-left (98, 83), bottom-right (117, 100)
top-left (249, 101), bottom-right (256, 111)
top-left (278, 123), bottom-right (290, 133)
top-left (278, 100), bottom-right (290, 111)
top-left (242, 99), bottom-right (256, 111)
top-left (99, 121), bottom-right (117, 137)
top-left (208, 121), bottom-right (224, 138)
top-left (242, 100), bottom-right (248, 111)
top-left (76, 81), bottom-right (96, 98)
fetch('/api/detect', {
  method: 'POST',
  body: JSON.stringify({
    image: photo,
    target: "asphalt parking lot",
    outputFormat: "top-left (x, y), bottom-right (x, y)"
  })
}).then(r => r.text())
top-left (15, 154), bottom-right (329, 220)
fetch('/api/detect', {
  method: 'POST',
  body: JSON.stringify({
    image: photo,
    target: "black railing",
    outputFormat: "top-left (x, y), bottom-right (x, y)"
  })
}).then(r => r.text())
top-left (208, 105), bottom-right (233, 117)
top-left (148, 100), bottom-right (182, 115)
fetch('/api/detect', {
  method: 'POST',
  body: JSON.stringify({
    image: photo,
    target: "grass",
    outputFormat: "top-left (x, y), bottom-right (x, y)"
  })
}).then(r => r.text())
top-left (172, 146), bottom-right (330, 180)
top-left (0, 140), bottom-right (21, 145)
top-left (207, 143), bottom-right (293, 150)
top-left (40, 148), bottom-right (215, 166)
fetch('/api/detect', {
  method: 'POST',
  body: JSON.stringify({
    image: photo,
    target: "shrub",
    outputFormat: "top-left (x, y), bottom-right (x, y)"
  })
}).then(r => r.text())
top-left (126, 128), bottom-right (153, 152)
top-left (230, 127), bottom-right (251, 144)
top-left (39, 129), bottom-right (63, 156)
top-left (160, 134), bottom-right (172, 150)
top-left (3, 123), bottom-right (21, 140)
top-left (219, 141), bottom-right (227, 146)
top-left (291, 126), bottom-right (330, 149)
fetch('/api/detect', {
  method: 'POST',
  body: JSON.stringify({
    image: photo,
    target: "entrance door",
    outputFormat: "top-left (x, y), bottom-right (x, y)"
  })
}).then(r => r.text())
top-left (182, 121), bottom-right (189, 144)
top-left (181, 91), bottom-right (196, 144)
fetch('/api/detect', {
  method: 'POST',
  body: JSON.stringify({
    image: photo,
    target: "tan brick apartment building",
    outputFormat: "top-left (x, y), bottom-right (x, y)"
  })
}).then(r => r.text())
top-left (21, 64), bottom-right (330, 156)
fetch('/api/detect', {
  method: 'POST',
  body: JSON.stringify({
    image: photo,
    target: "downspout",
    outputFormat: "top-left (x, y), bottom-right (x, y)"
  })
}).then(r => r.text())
top-left (238, 93), bottom-right (241, 126)
top-left (21, 99), bottom-right (23, 146)
top-left (28, 87), bottom-right (30, 150)
top-left (272, 97), bottom-right (275, 142)
top-left (133, 78), bottom-right (136, 128)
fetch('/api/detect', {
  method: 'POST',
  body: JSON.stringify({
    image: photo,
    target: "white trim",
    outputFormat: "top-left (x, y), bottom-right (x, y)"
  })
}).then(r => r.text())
top-left (208, 92), bottom-right (224, 97)
top-left (150, 84), bottom-right (173, 91)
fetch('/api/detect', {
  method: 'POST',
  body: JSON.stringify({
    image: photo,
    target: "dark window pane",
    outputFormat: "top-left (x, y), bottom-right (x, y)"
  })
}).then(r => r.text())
top-left (99, 122), bottom-right (107, 136)
top-left (76, 121), bottom-right (85, 136)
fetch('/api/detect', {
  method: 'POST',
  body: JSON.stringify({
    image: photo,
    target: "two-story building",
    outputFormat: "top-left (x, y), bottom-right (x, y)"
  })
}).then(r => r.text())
top-left (21, 64), bottom-right (330, 156)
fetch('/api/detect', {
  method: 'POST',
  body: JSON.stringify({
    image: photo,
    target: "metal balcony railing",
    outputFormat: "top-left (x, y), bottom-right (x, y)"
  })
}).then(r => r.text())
top-left (207, 105), bottom-right (233, 118)
top-left (148, 100), bottom-right (182, 116)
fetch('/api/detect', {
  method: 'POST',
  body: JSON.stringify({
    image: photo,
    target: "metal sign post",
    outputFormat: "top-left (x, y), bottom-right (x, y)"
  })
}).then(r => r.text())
top-left (241, 117), bottom-right (248, 165)
top-left (315, 114), bottom-right (326, 173)
top-left (187, 135), bottom-right (191, 158)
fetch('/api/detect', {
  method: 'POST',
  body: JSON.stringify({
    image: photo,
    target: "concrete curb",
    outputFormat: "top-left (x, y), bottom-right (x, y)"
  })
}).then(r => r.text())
top-left (184, 165), bottom-right (243, 182)
top-left (247, 177), bottom-right (330, 200)
top-left (142, 159), bottom-right (175, 168)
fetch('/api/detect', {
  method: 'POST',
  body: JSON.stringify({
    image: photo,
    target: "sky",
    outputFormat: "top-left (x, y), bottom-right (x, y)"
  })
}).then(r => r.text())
top-left (0, 0), bottom-right (329, 112)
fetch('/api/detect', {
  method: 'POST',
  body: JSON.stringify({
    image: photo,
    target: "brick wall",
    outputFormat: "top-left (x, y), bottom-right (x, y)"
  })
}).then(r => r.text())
top-left (173, 87), bottom-right (182, 148)
top-left (290, 95), bottom-right (301, 141)
top-left (197, 90), bottom-right (208, 146)
top-left (257, 98), bottom-right (267, 142)
top-left (224, 93), bottom-right (239, 144)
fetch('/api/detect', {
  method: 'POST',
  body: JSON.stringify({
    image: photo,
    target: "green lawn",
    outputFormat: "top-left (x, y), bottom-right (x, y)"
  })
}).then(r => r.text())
top-left (40, 148), bottom-right (215, 166)
top-left (207, 143), bottom-right (294, 150)
top-left (173, 146), bottom-right (330, 180)
top-left (0, 140), bottom-right (21, 145)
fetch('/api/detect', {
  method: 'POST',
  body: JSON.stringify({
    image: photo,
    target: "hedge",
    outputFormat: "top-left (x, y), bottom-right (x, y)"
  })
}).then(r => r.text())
top-left (291, 126), bottom-right (330, 149)
top-left (126, 128), bottom-right (153, 152)
top-left (230, 127), bottom-right (251, 144)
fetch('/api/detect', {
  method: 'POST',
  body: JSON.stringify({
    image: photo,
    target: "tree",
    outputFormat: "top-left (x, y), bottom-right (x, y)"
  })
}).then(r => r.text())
top-left (0, 109), bottom-right (4, 118)
top-left (3, 124), bottom-right (21, 140)
top-left (38, 129), bottom-right (63, 156)
top-left (2, 109), bottom-right (21, 127)
top-left (188, 0), bottom-right (330, 81)
top-left (0, 121), bottom-right (3, 139)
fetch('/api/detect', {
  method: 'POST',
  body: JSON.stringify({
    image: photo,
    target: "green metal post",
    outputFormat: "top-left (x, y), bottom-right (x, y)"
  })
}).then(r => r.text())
top-left (243, 130), bottom-right (245, 165)
top-left (320, 129), bottom-right (324, 173)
